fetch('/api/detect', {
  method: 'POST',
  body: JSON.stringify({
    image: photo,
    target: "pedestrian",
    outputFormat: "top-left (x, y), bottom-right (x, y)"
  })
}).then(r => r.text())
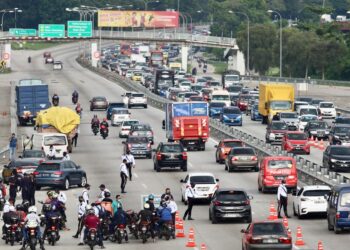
top-left (9, 133), bottom-right (18, 160)
top-left (62, 151), bottom-right (70, 161)
top-left (8, 169), bottom-right (20, 203)
top-left (81, 184), bottom-right (90, 204)
top-left (277, 180), bottom-right (290, 218)
top-left (161, 188), bottom-right (174, 201)
top-left (23, 135), bottom-right (32, 151)
top-left (47, 145), bottom-right (56, 160)
top-left (55, 188), bottom-right (67, 204)
top-left (97, 184), bottom-right (110, 201)
top-left (73, 195), bottom-right (86, 238)
top-left (112, 195), bottom-right (123, 214)
top-left (165, 195), bottom-right (178, 225)
top-left (121, 150), bottom-right (135, 181)
top-left (28, 173), bottom-right (36, 206)
top-left (20, 173), bottom-right (30, 202)
top-left (72, 126), bottom-right (80, 147)
top-left (120, 159), bottom-right (129, 193)
top-left (183, 183), bottom-right (197, 220)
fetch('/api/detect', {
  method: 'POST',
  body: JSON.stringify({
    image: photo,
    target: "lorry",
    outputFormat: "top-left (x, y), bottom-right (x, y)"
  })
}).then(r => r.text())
top-left (258, 83), bottom-right (295, 124)
top-left (164, 102), bottom-right (209, 151)
top-left (222, 70), bottom-right (241, 88)
top-left (150, 51), bottom-right (164, 67)
top-left (154, 70), bottom-right (175, 96)
top-left (16, 79), bottom-right (51, 126)
top-left (169, 62), bottom-right (182, 72)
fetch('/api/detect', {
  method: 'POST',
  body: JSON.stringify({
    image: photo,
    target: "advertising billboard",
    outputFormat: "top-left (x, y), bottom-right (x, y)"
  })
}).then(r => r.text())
top-left (98, 10), bottom-right (179, 28)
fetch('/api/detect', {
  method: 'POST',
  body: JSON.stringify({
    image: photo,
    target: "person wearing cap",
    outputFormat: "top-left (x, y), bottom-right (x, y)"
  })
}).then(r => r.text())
top-left (120, 159), bottom-right (129, 193)
top-left (277, 180), bottom-right (290, 218)
top-left (73, 196), bottom-right (86, 238)
top-left (183, 183), bottom-right (198, 220)
top-left (9, 133), bottom-right (18, 160)
top-left (98, 184), bottom-right (110, 201)
top-left (121, 150), bottom-right (135, 181)
top-left (81, 184), bottom-right (90, 204)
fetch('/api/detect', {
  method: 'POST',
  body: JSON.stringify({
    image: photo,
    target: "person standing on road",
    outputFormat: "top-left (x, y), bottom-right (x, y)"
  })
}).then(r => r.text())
top-left (28, 174), bottom-right (36, 206)
top-left (122, 150), bottom-right (135, 181)
top-left (165, 195), bottom-right (178, 225)
top-left (161, 188), bottom-right (174, 201)
top-left (120, 159), bottom-right (129, 193)
top-left (72, 126), bottom-right (80, 148)
top-left (81, 184), bottom-right (90, 204)
top-left (23, 135), bottom-right (33, 151)
top-left (8, 169), bottom-right (20, 203)
top-left (62, 152), bottom-right (70, 161)
top-left (277, 180), bottom-right (290, 218)
top-left (183, 183), bottom-right (197, 220)
top-left (73, 196), bottom-right (86, 239)
top-left (9, 133), bottom-right (18, 160)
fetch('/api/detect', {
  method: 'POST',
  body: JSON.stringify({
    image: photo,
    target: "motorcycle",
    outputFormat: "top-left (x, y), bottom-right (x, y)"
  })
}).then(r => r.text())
top-left (158, 221), bottom-right (175, 241)
top-left (126, 210), bottom-right (138, 239)
top-left (100, 216), bottom-right (111, 240)
top-left (92, 124), bottom-right (99, 136)
top-left (85, 228), bottom-right (98, 250)
top-left (46, 216), bottom-right (61, 246)
top-left (138, 221), bottom-right (153, 244)
top-left (24, 221), bottom-right (42, 250)
top-left (72, 96), bottom-right (78, 105)
top-left (111, 224), bottom-right (127, 244)
top-left (4, 216), bottom-right (22, 246)
top-left (100, 125), bottom-right (108, 139)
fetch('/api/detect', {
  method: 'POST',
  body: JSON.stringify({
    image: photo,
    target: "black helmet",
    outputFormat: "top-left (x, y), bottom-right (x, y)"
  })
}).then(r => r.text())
top-left (104, 191), bottom-right (111, 198)
top-left (16, 204), bottom-right (23, 211)
top-left (43, 203), bottom-right (52, 212)
top-left (22, 200), bottom-right (30, 208)
top-left (52, 95), bottom-right (59, 100)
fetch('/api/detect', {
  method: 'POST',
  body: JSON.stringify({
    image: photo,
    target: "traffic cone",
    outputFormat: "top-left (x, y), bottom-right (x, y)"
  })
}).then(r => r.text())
top-left (318, 241), bottom-right (324, 250)
top-left (282, 217), bottom-right (289, 228)
top-left (314, 137), bottom-right (319, 148)
top-left (268, 201), bottom-right (278, 220)
top-left (294, 226), bottom-right (305, 246)
top-left (176, 221), bottom-right (186, 238)
top-left (201, 243), bottom-right (207, 250)
top-left (186, 228), bottom-right (197, 247)
top-left (318, 139), bottom-right (325, 150)
top-left (175, 211), bottom-right (181, 229)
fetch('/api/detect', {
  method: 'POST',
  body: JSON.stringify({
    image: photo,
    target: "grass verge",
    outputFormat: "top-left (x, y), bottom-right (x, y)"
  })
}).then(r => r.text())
top-left (11, 42), bottom-right (63, 50)
top-left (208, 60), bottom-right (227, 74)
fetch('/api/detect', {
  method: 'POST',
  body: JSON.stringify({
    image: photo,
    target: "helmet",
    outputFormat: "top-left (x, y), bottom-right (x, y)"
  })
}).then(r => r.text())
top-left (28, 206), bottom-right (37, 214)
top-left (148, 194), bottom-right (154, 200)
top-left (52, 193), bottom-right (58, 199)
top-left (144, 203), bottom-right (150, 209)
top-left (47, 191), bottom-right (54, 197)
top-left (52, 95), bottom-right (59, 100)
top-left (9, 206), bottom-right (16, 212)
top-left (43, 203), bottom-right (52, 212)
top-left (16, 204), bottom-right (23, 211)
top-left (86, 205), bottom-right (92, 211)
top-left (22, 200), bottom-right (30, 209)
top-left (103, 118), bottom-right (107, 122)
top-left (104, 191), bottom-right (111, 198)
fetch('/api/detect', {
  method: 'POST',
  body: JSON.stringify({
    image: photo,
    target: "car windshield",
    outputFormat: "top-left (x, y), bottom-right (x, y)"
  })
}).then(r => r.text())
top-left (123, 120), bottom-right (139, 126)
top-left (232, 148), bottom-right (254, 155)
top-left (184, 92), bottom-right (197, 98)
top-left (281, 113), bottom-right (298, 119)
top-left (225, 75), bottom-right (239, 81)
top-left (309, 122), bottom-right (327, 129)
top-left (287, 133), bottom-right (307, 140)
top-left (212, 95), bottom-right (229, 101)
top-left (217, 191), bottom-right (246, 201)
top-left (300, 115), bottom-right (317, 122)
top-left (334, 126), bottom-right (350, 133)
top-left (224, 108), bottom-right (240, 114)
top-left (133, 125), bottom-right (151, 131)
top-left (210, 102), bottom-right (226, 108)
top-left (331, 147), bottom-right (350, 155)
top-left (268, 160), bottom-right (293, 169)
top-left (190, 176), bottom-right (215, 184)
top-left (23, 151), bottom-right (44, 158)
top-left (340, 192), bottom-right (350, 207)
top-left (300, 108), bottom-right (317, 116)
top-left (161, 145), bottom-right (182, 153)
top-left (94, 97), bottom-right (106, 101)
top-left (128, 137), bottom-right (149, 143)
top-left (15, 161), bottom-right (39, 168)
top-left (320, 103), bottom-right (334, 108)
top-left (36, 163), bottom-right (60, 171)
top-left (270, 101), bottom-right (292, 110)
top-left (209, 82), bottom-right (221, 86)
top-left (303, 190), bottom-right (330, 197)
top-left (252, 223), bottom-right (285, 235)
top-left (271, 122), bottom-right (288, 130)
top-left (226, 86), bottom-right (242, 92)
top-left (44, 136), bottom-right (67, 146)
top-left (190, 97), bottom-right (203, 101)
top-left (131, 94), bottom-right (144, 97)
top-left (223, 141), bottom-right (243, 148)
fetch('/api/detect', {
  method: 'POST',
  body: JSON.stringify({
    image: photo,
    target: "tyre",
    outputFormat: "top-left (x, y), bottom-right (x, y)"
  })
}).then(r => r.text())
top-left (224, 163), bottom-right (228, 171)
top-left (153, 163), bottom-right (157, 171)
top-left (228, 165), bottom-right (233, 173)
top-left (63, 178), bottom-right (70, 190)
top-left (334, 219), bottom-right (342, 234)
top-left (144, 105), bottom-right (148, 109)
top-left (253, 166), bottom-right (259, 172)
top-left (211, 215), bottom-right (218, 224)
top-left (215, 154), bottom-right (219, 163)
top-left (79, 176), bottom-right (87, 187)
top-left (209, 210), bottom-right (212, 221)
top-left (293, 204), bottom-right (297, 216)
top-left (258, 184), bottom-right (262, 192)
top-left (297, 207), bottom-right (303, 219)
top-left (128, 105), bottom-right (132, 109)
top-left (182, 165), bottom-right (187, 172)
top-left (245, 215), bottom-right (252, 223)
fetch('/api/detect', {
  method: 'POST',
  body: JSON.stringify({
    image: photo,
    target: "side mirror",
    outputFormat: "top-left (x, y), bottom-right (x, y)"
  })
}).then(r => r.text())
top-left (180, 179), bottom-right (184, 183)
top-left (76, 165), bottom-right (81, 169)
top-left (240, 229), bottom-right (247, 233)
top-left (324, 194), bottom-right (329, 201)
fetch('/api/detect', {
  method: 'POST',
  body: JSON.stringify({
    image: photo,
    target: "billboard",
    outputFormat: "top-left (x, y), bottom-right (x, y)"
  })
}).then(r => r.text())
top-left (98, 10), bottom-right (179, 28)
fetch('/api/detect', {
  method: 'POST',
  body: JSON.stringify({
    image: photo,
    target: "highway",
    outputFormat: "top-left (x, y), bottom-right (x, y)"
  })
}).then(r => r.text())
top-left (0, 43), bottom-right (348, 250)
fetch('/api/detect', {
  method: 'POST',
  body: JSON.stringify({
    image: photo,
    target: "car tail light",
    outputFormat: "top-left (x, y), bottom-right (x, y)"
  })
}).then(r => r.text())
top-left (231, 156), bottom-right (238, 162)
top-left (33, 171), bottom-right (39, 176)
top-left (266, 176), bottom-right (275, 181)
top-left (245, 200), bottom-right (250, 205)
top-left (182, 152), bottom-right (187, 160)
top-left (52, 171), bottom-right (63, 177)
top-left (251, 156), bottom-right (257, 161)
top-left (248, 237), bottom-right (263, 244)
top-left (147, 143), bottom-right (151, 149)
top-left (157, 153), bottom-right (162, 161)
top-left (336, 212), bottom-right (340, 219)
top-left (279, 237), bottom-right (292, 244)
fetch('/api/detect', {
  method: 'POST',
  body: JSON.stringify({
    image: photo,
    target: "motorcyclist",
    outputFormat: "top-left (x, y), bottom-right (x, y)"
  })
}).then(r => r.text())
top-left (50, 193), bottom-right (66, 229)
top-left (83, 207), bottom-right (104, 249)
top-left (16, 204), bottom-right (27, 223)
top-left (99, 118), bottom-right (109, 134)
top-left (28, 56), bottom-right (31, 63)
top-left (109, 207), bottom-right (129, 242)
top-left (75, 103), bottom-right (83, 117)
top-left (91, 115), bottom-right (100, 129)
top-left (52, 94), bottom-right (59, 106)
top-left (2, 206), bottom-right (19, 240)
top-left (72, 90), bottom-right (79, 101)
top-left (146, 194), bottom-right (155, 212)
top-left (21, 206), bottom-right (44, 250)
top-left (101, 191), bottom-right (113, 216)
top-left (156, 201), bottom-right (173, 232)
top-left (138, 203), bottom-right (154, 239)
top-left (42, 203), bottom-right (61, 241)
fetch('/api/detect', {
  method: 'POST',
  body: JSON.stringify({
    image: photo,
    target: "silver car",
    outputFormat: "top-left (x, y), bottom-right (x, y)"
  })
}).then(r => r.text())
top-left (128, 93), bottom-right (147, 109)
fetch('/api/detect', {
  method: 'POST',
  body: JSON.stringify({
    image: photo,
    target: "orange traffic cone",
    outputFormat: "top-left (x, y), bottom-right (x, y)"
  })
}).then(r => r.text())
top-left (186, 228), bottom-right (197, 247)
top-left (318, 241), bottom-right (324, 250)
top-left (176, 221), bottom-right (186, 238)
top-left (175, 211), bottom-right (181, 229)
top-left (282, 217), bottom-right (289, 228)
top-left (268, 201), bottom-right (278, 220)
top-left (294, 226), bottom-right (305, 246)
top-left (201, 243), bottom-right (207, 250)
top-left (318, 139), bottom-right (325, 150)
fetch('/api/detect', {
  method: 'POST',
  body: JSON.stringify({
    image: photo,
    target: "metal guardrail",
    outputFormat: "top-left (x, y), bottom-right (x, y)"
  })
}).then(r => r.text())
top-left (76, 58), bottom-right (350, 187)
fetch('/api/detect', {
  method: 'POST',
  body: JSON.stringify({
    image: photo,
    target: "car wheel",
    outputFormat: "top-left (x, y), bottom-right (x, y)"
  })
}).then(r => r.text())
top-left (215, 153), bottom-right (219, 163)
top-left (258, 182), bottom-right (262, 192)
top-left (228, 165), bottom-right (233, 172)
top-left (156, 165), bottom-right (161, 172)
top-left (144, 105), bottom-right (148, 108)
top-left (153, 163), bottom-right (157, 171)
top-left (79, 176), bottom-right (87, 187)
top-left (297, 207), bottom-right (303, 219)
top-left (253, 165), bottom-right (259, 172)
top-left (334, 219), bottom-right (342, 234)
top-left (261, 185), bottom-right (267, 194)
top-left (63, 178), bottom-right (70, 190)
top-left (293, 204), bottom-right (297, 216)
top-left (211, 214), bottom-right (218, 224)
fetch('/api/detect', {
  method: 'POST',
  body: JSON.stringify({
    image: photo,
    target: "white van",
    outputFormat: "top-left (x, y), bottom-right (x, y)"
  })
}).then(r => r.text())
top-left (210, 90), bottom-right (231, 107)
top-left (297, 105), bottom-right (319, 117)
top-left (111, 108), bottom-right (131, 126)
top-left (31, 133), bottom-right (68, 158)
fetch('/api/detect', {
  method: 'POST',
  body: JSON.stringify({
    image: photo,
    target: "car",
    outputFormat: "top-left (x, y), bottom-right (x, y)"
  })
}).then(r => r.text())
top-left (182, 92), bottom-right (199, 102)
top-left (311, 99), bottom-right (324, 107)
top-left (131, 71), bottom-right (142, 81)
top-left (45, 56), bottom-right (54, 64)
top-left (180, 173), bottom-right (219, 203)
top-left (90, 96), bottom-right (108, 111)
top-left (211, 90), bottom-right (231, 107)
top-left (294, 101), bottom-right (309, 112)
top-left (119, 119), bottom-right (139, 138)
top-left (153, 142), bottom-right (187, 172)
top-left (250, 103), bottom-right (262, 121)
top-left (53, 61), bottom-right (63, 70)
top-left (191, 85), bottom-right (203, 93)
top-left (110, 108), bottom-right (131, 126)
top-left (329, 124), bottom-right (350, 146)
top-left (209, 188), bottom-right (253, 224)
top-left (206, 81), bottom-right (222, 90)
top-left (201, 88), bottom-right (213, 102)
top-left (188, 96), bottom-right (204, 102)
top-left (258, 156), bottom-right (297, 193)
top-left (237, 94), bottom-right (251, 111)
top-left (281, 131), bottom-right (310, 155)
top-left (292, 185), bottom-right (331, 219)
top-left (226, 85), bottom-right (242, 95)
top-left (245, 95), bottom-right (259, 115)
top-left (209, 102), bottom-right (226, 119)
top-left (128, 93), bottom-right (147, 108)
top-left (178, 81), bottom-right (192, 92)
top-left (318, 102), bottom-right (336, 119)
top-left (326, 184), bottom-right (350, 234)
top-left (323, 145), bottom-right (350, 172)
top-left (129, 123), bottom-right (154, 144)
top-left (241, 221), bottom-right (292, 250)
top-left (265, 121), bottom-right (288, 144)
top-left (43, 52), bottom-right (51, 58)
top-left (296, 97), bottom-right (313, 104)
top-left (34, 160), bottom-right (87, 190)
top-left (21, 150), bottom-right (45, 159)
top-left (220, 106), bottom-right (242, 126)
top-left (297, 105), bottom-right (319, 117)
top-left (2, 158), bottom-right (42, 183)
top-left (106, 102), bottom-right (126, 120)
top-left (122, 92), bottom-right (133, 105)
top-left (214, 139), bottom-right (243, 164)
top-left (298, 114), bottom-right (318, 131)
top-left (334, 116), bottom-right (350, 125)
top-left (278, 112), bottom-right (299, 131)
top-left (123, 136), bottom-right (152, 159)
top-left (225, 147), bottom-right (258, 172)
top-left (304, 120), bottom-right (330, 140)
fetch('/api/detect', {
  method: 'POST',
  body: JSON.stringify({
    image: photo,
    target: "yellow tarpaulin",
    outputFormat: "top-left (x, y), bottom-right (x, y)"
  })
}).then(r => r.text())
top-left (36, 106), bottom-right (80, 134)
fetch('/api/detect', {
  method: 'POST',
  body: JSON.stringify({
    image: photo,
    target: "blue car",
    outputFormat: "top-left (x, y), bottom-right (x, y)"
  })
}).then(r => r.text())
top-left (327, 184), bottom-right (350, 233)
top-left (220, 106), bottom-right (242, 126)
top-left (209, 102), bottom-right (226, 119)
top-left (106, 102), bottom-right (126, 120)
top-left (250, 104), bottom-right (262, 121)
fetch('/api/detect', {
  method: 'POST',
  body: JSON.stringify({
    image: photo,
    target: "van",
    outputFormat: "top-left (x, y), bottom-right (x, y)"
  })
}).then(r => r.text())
top-left (258, 156), bottom-right (297, 193)
top-left (111, 108), bottom-right (131, 126)
top-left (31, 133), bottom-right (68, 158)
top-left (210, 90), bottom-right (230, 107)
top-left (297, 105), bottom-right (319, 117)
top-left (326, 184), bottom-right (350, 233)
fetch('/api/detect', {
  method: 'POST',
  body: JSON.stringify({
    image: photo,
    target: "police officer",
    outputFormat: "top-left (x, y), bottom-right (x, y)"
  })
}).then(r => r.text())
top-left (73, 196), bottom-right (86, 238)
top-left (277, 180), bottom-right (290, 218)
top-left (121, 150), bottom-right (135, 181)
top-left (98, 184), bottom-right (110, 201)
top-left (81, 184), bottom-right (90, 204)
top-left (120, 159), bottom-right (129, 193)
top-left (183, 183), bottom-right (197, 220)
top-left (20, 173), bottom-right (31, 203)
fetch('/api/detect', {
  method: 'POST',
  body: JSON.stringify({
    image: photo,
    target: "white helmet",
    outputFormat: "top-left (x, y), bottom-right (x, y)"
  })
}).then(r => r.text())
top-left (86, 204), bottom-right (92, 210)
top-left (144, 203), bottom-right (150, 209)
top-left (28, 206), bottom-right (37, 214)
top-left (52, 193), bottom-right (58, 199)
top-left (9, 205), bottom-right (16, 212)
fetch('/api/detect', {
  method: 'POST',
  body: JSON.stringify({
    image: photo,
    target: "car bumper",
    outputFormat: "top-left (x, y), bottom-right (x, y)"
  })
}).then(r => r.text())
top-left (222, 120), bottom-right (242, 126)
top-left (231, 161), bottom-right (258, 168)
top-left (129, 102), bottom-right (147, 106)
top-left (299, 204), bottom-right (327, 215)
top-left (336, 218), bottom-right (350, 228)
top-left (157, 160), bottom-right (186, 168)
top-left (119, 130), bottom-right (130, 137)
top-left (246, 244), bottom-right (292, 250)
top-left (285, 146), bottom-right (310, 154)
top-left (36, 178), bottom-right (65, 186)
top-left (92, 105), bottom-right (108, 109)
top-left (213, 208), bottom-right (251, 219)
top-left (130, 150), bottom-right (151, 157)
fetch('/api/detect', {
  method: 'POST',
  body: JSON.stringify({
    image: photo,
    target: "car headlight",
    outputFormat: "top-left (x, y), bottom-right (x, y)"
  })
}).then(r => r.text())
top-left (311, 131), bottom-right (317, 134)
top-left (325, 131), bottom-right (329, 134)
top-left (334, 135), bottom-right (339, 139)
top-left (269, 133), bottom-right (275, 140)
top-left (223, 115), bottom-right (229, 120)
top-left (236, 115), bottom-right (242, 120)
top-left (331, 159), bottom-right (337, 163)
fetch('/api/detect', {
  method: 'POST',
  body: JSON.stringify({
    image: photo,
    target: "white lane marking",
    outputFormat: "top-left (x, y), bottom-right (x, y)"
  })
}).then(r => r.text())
top-left (188, 162), bottom-right (193, 168)
top-left (141, 183), bottom-right (148, 189)
top-left (209, 137), bottom-right (219, 144)
top-left (134, 172), bottom-right (138, 178)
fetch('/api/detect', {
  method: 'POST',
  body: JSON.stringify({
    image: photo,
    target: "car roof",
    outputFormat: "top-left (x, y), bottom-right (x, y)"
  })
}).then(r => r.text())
top-left (159, 142), bottom-right (182, 146)
top-left (332, 183), bottom-right (350, 191)
top-left (216, 188), bottom-right (247, 193)
top-left (264, 156), bottom-right (294, 161)
top-left (302, 185), bottom-right (331, 191)
top-left (188, 172), bottom-right (215, 177)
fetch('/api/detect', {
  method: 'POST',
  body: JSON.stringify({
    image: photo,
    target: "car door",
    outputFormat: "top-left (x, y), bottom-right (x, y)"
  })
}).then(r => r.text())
top-left (323, 146), bottom-right (330, 167)
top-left (328, 190), bottom-right (337, 226)
top-left (63, 161), bottom-right (77, 184)
top-left (294, 188), bottom-right (304, 212)
top-left (70, 161), bottom-right (83, 184)
top-left (181, 175), bottom-right (189, 198)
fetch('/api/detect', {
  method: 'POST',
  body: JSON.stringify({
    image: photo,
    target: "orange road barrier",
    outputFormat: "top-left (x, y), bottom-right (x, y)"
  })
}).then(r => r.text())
top-left (268, 201), bottom-right (278, 221)
top-left (318, 241), bottom-right (324, 250)
top-left (294, 226), bottom-right (305, 246)
top-left (186, 227), bottom-right (197, 247)
top-left (176, 220), bottom-right (186, 238)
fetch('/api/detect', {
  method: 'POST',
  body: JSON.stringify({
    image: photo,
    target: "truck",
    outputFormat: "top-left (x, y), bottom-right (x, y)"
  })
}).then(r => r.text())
top-left (150, 51), bottom-right (163, 67)
top-left (258, 83), bottom-right (295, 124)
top-left (222, 70), bottom-right (241, 88)
top-left (16, 79), bottom-right (51, 126)
top-left (164, 102), bottom-right (209, 151)
top-left (169, 62), bottom-right (182, 72)
top-left (154, 70), bottom-right (175, 96)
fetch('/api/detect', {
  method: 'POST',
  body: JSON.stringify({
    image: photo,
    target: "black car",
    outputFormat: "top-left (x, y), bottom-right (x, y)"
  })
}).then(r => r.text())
top-left (304, 120), bottom-right (330, 139)
top-left (334, 116), bottom-right (350, 125)
top-left (329, 124), bottom-right (350, 145)
top-left (124, 136), bottom-right (152, 159)
top-left (129, 123), bottom-right (154, 144)
top-left (106, 102), bottom-right (126, 120)
top-left (21, 150), bottom-right (45, 159)
top-left (323, 145), bottom-right (350, 172)
top-left (209, 188), bottom-right (252, 224)
top-left (153, 142), bottom-right (187, 172)
top-left (34, 160), bottom-right (87, 190)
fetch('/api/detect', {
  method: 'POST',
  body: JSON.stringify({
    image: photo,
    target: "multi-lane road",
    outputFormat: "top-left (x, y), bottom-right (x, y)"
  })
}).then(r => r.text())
top-left (0, 43), bottom-right (348, 250)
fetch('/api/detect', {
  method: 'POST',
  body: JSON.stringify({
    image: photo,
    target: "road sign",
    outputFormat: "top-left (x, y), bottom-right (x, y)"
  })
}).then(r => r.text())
top-left (93, 51), bottom-right (100, 59)
top-left (38, 24), bottom-right (65, 38)
top-left (67, 21), bottom-right (92, 38)
top-left (9, 28), bottom-right (37, 36)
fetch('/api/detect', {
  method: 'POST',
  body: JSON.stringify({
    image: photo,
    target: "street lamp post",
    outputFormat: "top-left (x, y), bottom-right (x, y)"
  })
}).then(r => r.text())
top-left (1, 10), bottom-right (14, 32)
top-left (228, 10), bottom-right (250, 75)
top-left (14, 8), bottom-right (22, 28)
top-left (268, 9), bottom-right (283, 77)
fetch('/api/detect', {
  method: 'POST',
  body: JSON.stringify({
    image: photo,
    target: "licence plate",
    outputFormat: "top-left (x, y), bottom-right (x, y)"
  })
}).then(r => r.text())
top-left (263, 239), bottom-right (278, 244)
top-left (42, 174), bottom-right (50, 177)
top-left (296, 147), bottom-right (301, 150)
top-left (241, 156), bottom-right (248, 160)
top-left (276, 176), bottom-right (285, 180)
top-left (314, 200), bottom-right (324, 204)
top-left (223, 214), bottom-right (240, 218)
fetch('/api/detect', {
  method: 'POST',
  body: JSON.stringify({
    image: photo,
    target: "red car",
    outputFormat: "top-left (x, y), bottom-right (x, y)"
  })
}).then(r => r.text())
top-left (215, 139), bottom-right (244, 164)
top-left (237, 94), bottom-right (250, 111)
top-left (282, 131), bottom-right (310, 155)
top-left (188, 96), bottom-right (204, 102)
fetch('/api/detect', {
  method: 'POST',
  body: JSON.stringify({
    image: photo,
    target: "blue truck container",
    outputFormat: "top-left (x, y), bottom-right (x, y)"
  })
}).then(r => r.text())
top-left (16, 79), bottom-right (51, 126)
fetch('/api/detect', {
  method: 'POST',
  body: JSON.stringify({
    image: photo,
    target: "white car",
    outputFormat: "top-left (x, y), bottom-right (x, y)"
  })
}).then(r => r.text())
top-left (125, 69), bottom-right (134, 79)
top-left (119, 119), bottom-right (139, 138)
top-left (178, 81), bottom-right (192, 92)
top-left (128, 93), bottom-right (147, 108)
top-left (53, 61), bottom-right (63, 70)
top-left (180, 173), bottom-right (219, 203)
top-left (292, 185), bottom-right (331, 218)
top-left (298, 114), bottom-right (318, 131)
top-left (111, 108), bottom-right (130, 126)
top-left (318, 102), bottom-right (336, 119)
top-left (122, 92), bottom-right (133, 105)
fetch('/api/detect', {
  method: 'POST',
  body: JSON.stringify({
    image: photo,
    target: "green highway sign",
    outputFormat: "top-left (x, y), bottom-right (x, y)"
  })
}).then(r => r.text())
top-left (67, 21), bottom-right (92, 38)
top-left (38, 24), bottom-right (65, 38)
top-left (9, 28), bottom-right (37, 36)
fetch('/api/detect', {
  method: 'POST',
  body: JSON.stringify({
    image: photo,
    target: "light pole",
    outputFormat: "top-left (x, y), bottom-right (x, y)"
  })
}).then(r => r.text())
top-left (143, 0), bottom-right (159, 10)
top-left (183, 13), bottom-right (193, 30)
top-left (1, 9), bottom-right (14, 32)
top-left (268, 9), bottom-right (283, 77)
top-left (177, 0), bottom-right (180, 12)
top-left (228, 10), bottom-right (250, 75)
top-left (14, 8), bottom-right (22, 28)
